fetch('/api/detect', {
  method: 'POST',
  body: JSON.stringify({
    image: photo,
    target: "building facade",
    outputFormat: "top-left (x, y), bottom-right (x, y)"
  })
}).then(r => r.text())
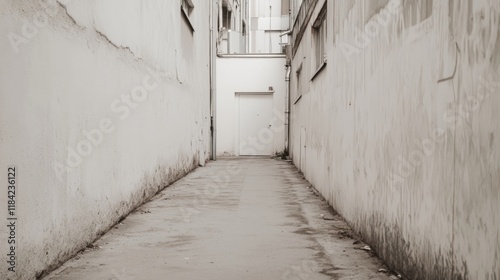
top-left (218, 0), bottom-right (291, 54)
top-left (0, 1), bottom-right (211, 278)
top-left (287, 0), bottom-right (500, 279)
top-left (215, 0), bottom-right (289, 157)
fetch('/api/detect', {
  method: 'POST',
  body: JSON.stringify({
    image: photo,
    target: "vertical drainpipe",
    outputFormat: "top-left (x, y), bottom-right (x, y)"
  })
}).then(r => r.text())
top-left (285, 60), bottom-right (291, 153)
top-left (219, 0), bottom-right (223, 32)
top-left (269, 5), bottom-right (272, 53)
top-left (284, 7), bottom-right (292, 154)
top-left (210, 0), bottom-right (217, 160)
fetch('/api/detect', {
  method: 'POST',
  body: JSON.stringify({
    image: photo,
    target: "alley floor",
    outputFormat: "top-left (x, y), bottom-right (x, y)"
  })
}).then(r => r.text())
top-left (46, 158), bottom-right (393, 280)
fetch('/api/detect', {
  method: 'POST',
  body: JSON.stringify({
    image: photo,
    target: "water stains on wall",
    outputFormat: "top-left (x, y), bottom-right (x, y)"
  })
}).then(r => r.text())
top-left (289, 0), bottom-right (500, 279)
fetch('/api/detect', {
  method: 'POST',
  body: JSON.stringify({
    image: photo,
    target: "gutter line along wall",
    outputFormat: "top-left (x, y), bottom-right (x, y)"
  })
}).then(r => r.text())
top-left (289, 0), bottom-right (500, 279)
top-left (0, 1), bottom-right (210, 278)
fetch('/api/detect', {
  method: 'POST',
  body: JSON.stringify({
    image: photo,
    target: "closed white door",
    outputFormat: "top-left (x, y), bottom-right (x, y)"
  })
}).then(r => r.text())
top-left (238, 94), bottom-right (274, 156)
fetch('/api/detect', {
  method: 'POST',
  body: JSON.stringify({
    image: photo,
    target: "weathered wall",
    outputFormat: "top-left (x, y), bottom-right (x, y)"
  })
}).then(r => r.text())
top-left (0, 0), bottom-right (210, 279)
top-left (289, 0), bottom-right (500, 279)
top-left (216, 56), bottom-right (286, 156)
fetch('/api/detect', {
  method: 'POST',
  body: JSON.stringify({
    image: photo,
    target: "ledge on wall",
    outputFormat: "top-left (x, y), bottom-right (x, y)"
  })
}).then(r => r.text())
top-left (311, 61), bottom-right (327, 81)
top-left (217, 53), bottom-right (286, 58)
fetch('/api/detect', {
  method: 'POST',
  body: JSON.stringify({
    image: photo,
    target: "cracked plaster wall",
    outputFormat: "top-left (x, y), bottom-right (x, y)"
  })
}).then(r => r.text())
top-left (0, 0), bottom-right (210, 278)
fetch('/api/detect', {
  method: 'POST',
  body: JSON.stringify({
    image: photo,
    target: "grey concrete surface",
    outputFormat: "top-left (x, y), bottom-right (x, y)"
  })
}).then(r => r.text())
top-left (45, 158), bottom-right (393, 280)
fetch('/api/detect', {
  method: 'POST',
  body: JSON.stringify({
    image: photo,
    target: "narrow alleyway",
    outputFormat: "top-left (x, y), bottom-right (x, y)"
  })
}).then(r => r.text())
top-left (45, 158), bottom-right (392, 280)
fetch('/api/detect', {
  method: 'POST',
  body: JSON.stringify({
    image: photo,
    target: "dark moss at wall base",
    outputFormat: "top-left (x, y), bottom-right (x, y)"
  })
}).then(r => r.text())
top-left (35, 154), bottom-right (202, 279)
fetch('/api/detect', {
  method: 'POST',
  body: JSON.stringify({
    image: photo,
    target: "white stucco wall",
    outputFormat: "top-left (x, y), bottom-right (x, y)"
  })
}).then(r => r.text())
top-left (290, 0), bottom-right (500, 279)
top-left (216, 56), bottom-right (286, 156)
top-left (0, 1), bottom-right (210, 279)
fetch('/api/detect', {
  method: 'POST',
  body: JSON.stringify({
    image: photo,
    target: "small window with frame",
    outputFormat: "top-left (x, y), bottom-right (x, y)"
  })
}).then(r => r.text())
top-left (181, 0), bottom-right (195, 32)
top-left (182, 0), bottom-right (194, 15)
top-left (312, 4), bottom-right (327, 78)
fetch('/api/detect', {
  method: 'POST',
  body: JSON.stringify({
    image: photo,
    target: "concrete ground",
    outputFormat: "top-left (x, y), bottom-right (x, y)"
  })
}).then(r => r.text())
top-left (46, 158), bottom-right (394, 280)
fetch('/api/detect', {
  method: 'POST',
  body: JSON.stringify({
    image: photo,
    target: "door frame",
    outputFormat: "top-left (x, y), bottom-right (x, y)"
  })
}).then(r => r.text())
top-left (234, 91), bottom-right (274, 156)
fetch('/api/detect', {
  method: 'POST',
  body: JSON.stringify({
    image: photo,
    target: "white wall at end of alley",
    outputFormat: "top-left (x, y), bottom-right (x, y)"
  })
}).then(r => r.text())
top-left (216, 57), bottom-right (287, 156)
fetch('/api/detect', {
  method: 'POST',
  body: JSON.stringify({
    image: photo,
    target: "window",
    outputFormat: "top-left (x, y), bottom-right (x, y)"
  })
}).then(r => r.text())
top-left (181, 0), bottom-right (194, 15)
top-left (295, 63), bottom-right (303, 104)
top-left (312, 4), bottom-right (327, 73)
top-left (181, 0), bottom-right (195, 32)
top-left (222, 6), bottom-right (232, 30)
top-left (296, 69), bottom-right (302, 97)
top-left (292, 0), bottom-right (304, 23)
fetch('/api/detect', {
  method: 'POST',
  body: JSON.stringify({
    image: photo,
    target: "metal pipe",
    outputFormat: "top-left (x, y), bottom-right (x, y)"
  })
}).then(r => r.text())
top-left (279, 29), bottom-right (292, 37)
top-left (218, 0), bottom-right (223, 32)
top-left (210, 0), bottom-right (217, 160)
top-left (269, 5), bottom-right (272, 52)
top-left (217, 54), bottom-right (286, 58)
top-left (284, 6), bottom-right (292, 154)
top-left (285, 61), bottom-right (291, 153)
